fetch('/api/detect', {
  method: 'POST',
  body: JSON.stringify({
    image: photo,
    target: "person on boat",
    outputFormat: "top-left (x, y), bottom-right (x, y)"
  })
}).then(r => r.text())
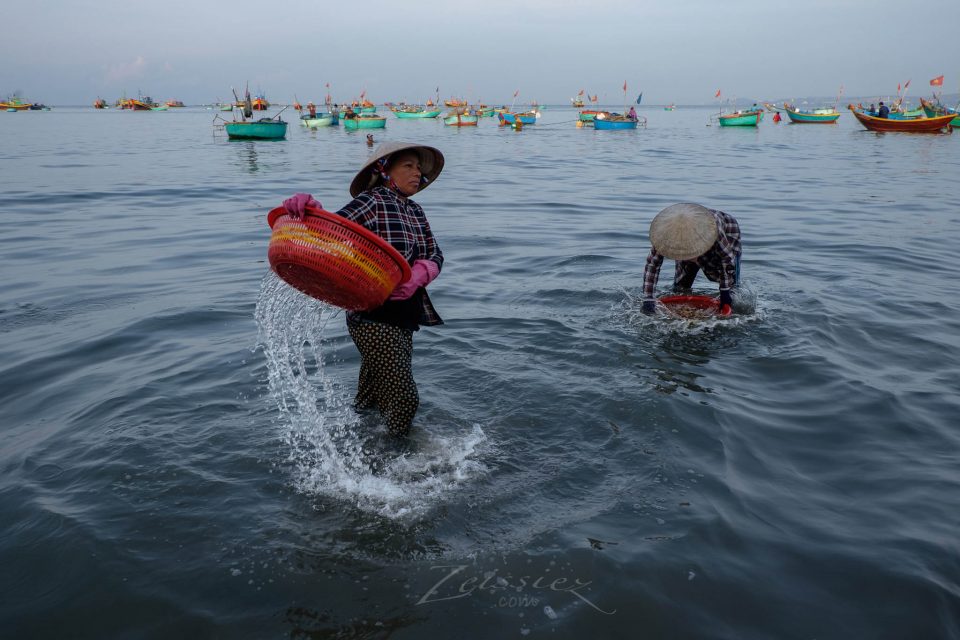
top-left (281, 142), bottom-right (445, 437)
top-left (877, 101), bottom-right (889, 118)
top-left (307, 102), bottom-right (316, 118)
top-left (627, 106), bottom-right (638, 121)
top-left (868, 103), bottom-right (876, 115)
top-left (640, 203), bottom-right (741, 316)
top-left (344, 106), bottom-right (358, 119)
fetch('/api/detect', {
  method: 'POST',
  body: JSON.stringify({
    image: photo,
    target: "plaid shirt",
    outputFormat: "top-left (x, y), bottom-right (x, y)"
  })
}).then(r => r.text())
top-left (337, 186), bottom-right (444, 326)
top-left (642, 209), bottom-right (741, 300)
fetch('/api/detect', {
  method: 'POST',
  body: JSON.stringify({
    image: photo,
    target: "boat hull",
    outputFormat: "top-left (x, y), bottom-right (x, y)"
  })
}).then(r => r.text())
top-left (499, 112), bottom-right (537, 124)
top-left (920, 98), bottom-right (960, 126)
top-left (343, 116), bottom-right (387, 130)
top-left (718, 110), bottom-right (763, 126)
top-left (593, 117), bottom-right (638, 130)
top-left (848, 105), bottom-right (955, 133)
top-left (224, 121), bottom-right (288, 140)
top-left (784, 107), bottom-right (840, 123)
top-left (301, 114), bottom-right (338, 128)
top-left (443, 113), bottom-right (479, 126)
top-left (393, 110), bottom-right (441, 119)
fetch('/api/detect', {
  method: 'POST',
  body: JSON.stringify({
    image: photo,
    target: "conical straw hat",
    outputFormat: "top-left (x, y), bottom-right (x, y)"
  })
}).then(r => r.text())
top-left (349, 141), bottom-right (445, 197)
top-left (649, 203), bottom-right (718, 260)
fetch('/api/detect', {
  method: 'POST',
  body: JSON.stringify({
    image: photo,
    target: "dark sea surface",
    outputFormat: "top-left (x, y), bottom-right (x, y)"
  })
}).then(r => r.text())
top-left (2, 105), bottom-right (959, 639)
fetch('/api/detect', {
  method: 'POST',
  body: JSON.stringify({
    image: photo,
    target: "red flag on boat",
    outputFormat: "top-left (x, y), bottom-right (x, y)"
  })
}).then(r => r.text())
top-left (623, 81), bottom-right (627, 92)
top-left (590, 94), bottom-right (598, 103)
top-left (930, 75), bottom-right (945, 87)
top-left (897, 83), bottom-right (901, 92)
top-left (904, 79), bottom-right (911, 89)
top-left (715, 89), bottom-right (721, 98)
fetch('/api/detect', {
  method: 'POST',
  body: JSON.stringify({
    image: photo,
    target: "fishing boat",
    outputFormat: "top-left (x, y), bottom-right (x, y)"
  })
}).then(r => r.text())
top-left (165, 100), bottom-right (185, 108)
top-left (93, 98), bottom-right (107, 109)
top-left (252, 95), bottom-right (270, 111)
top-left (920, 98), bottom-right (960, 126)
top-left (717, 109), bottom-right (763, 127)
top-left (782, 103), bottom-right (840, 123)
top-left (224, 118), bottom-right (288, 139)
top-left (123, 98), bottom-right (153, 111)
top-left (392, 107), bottom-right (441, 119)
top-left (476, 106), bottom-right (496, 118)
top-left (443, 110), bottom-right (479, 126)
top-left (300, 112), bottom-right (339, 128)
top-left (664, 104), bottom-right (677, 111)
top-left (847, 105), bottom-right (955, 133)
top-left (593, 113), bottom-right (639, 130)
top-left (498, 111), bottom-right (537, 125)
top-left (444, 98), bottom-right (466, 108)
top-left (571, 96), bottom-right (585, 108)
top-left (0, 96), bottom-right (32, 110)
top-left (578, 109), bottom-right (604, 122)
top-left (342, 114), bottom-right (387, 130)
top-left (151, 104), bottom-right (168, 111)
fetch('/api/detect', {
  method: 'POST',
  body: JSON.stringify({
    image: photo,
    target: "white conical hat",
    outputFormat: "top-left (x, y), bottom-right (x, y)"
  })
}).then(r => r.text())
top-left (349, 141), bottom-right (445, 197)
top-left (649, 203), bottom-right (719, 260)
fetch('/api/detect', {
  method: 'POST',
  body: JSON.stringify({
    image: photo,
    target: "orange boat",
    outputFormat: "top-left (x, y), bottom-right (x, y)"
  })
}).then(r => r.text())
top-left (93, 98), bottom-right (107, 109)
top-left (847, 104), bottom-right (955, 133)
top-left (252, 96), bottom-right (270, 110)
top-left (444, 98), bottom-right (466, 108)
top-left (165, 100), bottom-right (185, 108)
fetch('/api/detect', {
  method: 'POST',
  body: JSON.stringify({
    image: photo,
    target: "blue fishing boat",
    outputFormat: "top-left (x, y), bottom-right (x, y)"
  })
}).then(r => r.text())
top-left (498, 111), bottom-right (537, 125)
top-left (593, 114), bottom-right (638, 130)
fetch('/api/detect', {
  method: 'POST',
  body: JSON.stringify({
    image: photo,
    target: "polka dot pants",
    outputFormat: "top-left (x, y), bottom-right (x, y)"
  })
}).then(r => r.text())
top-left (347, 320), bottom-right (419, 437)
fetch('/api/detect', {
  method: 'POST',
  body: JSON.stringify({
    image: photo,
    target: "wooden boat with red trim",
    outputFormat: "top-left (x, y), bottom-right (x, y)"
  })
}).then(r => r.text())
top-left (847, 104), bottom-right (955, 133)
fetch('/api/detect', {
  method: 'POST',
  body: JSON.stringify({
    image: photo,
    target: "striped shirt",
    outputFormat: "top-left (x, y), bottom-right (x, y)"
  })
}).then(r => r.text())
top-left (642, 209), bottom-right (741, 300)
top-left (337, 186), bottom-right (443, 327)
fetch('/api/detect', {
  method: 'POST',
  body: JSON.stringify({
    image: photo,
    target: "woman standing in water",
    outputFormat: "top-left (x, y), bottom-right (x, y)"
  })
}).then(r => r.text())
top-left (282, 142), bottom-right (445, 436)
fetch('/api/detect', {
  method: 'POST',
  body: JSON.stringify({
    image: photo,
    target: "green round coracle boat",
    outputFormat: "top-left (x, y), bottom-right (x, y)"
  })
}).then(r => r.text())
top-left (224, 119), bottom-right (288, 140)
top-left (343, 115), bottom-right (386, 130)
top-left (393, 109), bottom-right (441, 119)
top-left (717, 109), bottom-right (763, 127)
top-left (783, 103), bottom-right (840, 123)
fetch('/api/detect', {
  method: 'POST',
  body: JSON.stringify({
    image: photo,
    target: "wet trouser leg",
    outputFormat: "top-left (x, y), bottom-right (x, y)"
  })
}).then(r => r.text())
top-left (673, 261), bottom-right (700, 290)
top-left (347, 320), bottom-right (419, 437)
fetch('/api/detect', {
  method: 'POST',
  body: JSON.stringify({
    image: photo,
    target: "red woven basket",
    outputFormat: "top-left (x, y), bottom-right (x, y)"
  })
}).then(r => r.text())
top-left (658, 295), bottom-right (731, 316)
top-left (267, 205), bottom-right (411, 311)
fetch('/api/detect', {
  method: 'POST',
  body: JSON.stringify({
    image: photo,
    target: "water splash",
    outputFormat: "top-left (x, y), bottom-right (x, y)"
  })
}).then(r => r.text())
top-left (617, 284), bottom-right (765, 336)
top-left (254, 273), bottom-right (487, 520)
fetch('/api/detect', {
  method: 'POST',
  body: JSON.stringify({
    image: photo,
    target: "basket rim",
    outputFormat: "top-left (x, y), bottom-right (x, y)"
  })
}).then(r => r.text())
top-left (268, 205), bottom-right (412, 284)
top-left (658, 294), bottom-right (719, 310)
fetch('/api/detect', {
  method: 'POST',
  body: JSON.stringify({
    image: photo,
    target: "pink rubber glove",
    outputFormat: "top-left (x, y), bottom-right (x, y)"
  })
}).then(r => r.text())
top-left (389, 259), bottom-right (440, 300)
top-left (282, 193), bottom-right (321, 219)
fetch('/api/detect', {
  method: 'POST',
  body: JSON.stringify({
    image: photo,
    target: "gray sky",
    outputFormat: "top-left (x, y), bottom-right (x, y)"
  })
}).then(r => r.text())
top-left (3, 0), bottom-right (959, 105)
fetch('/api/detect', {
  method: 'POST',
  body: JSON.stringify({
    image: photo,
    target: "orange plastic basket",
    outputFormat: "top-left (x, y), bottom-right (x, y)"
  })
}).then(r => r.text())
top-left (267, 205), bottom-right (411, 311)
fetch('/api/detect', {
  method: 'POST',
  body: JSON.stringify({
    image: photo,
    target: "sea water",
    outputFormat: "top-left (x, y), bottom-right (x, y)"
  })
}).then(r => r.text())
top-left (2, 106), bottom-right (959, 638)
